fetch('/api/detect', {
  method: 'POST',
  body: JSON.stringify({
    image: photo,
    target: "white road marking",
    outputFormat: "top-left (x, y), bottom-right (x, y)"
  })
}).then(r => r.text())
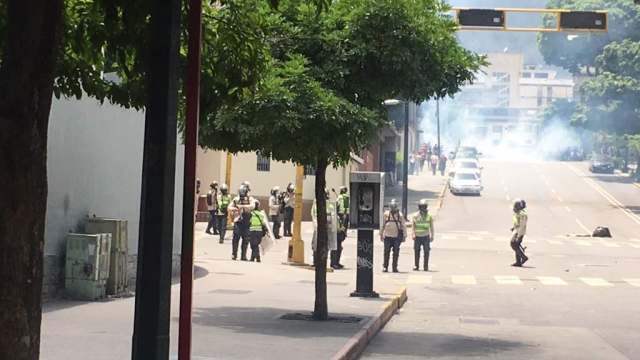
top-left (468, 236), bottom-right (482, 241)
top-left (580, 277), bottom-right (614, 287)
top-left (565, 206), bottom-right (572, 213)
top-left (575, 239), bottom-right (592, 247)
top-left (626, 242), bottom-right (640, 249)
top-left (576, 219), bottom-right (591, 233)
top-left (630, 238), bottom-right (640, 243)
top-left (547, 239), bottom-right (563, 245)
top-left (623, 278), bottom-right (640, 287)
top-left (601, 241), bottom-right (621, 248)
top-left (494, 275), bottom-right (523, 285)
top-left (452, 275), bottom-right (477, 285)
top-left (537, 276), bottom-right (568, 286)
top-left (407, 275), bottom-right (432, 285)
top-left (442, 234), bottom-right (457, 240)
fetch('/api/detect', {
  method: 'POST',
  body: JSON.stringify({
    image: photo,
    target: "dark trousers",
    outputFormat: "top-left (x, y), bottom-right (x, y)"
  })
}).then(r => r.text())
top-left (216, 214), bottom-right (227, 243)
top-left (283, 207), bottom-right (294, 236)
top-left (249, 231), bottom-right (262, 261)
top-left (232, 222), bottom-right (250, 259)
top-left (383, 237), bottom-right (401, 271)
top-left (206, 210), bottom-right (218, 234)
top-left (431, 164), bottom-right (437, 175)
top-left (510, 234), bottom-right (527, 264)
top-left (331, 231), bottom-right (346, 266)
top-left (271, 215), bottom-right (281, 239)
top-left (414, 236), bottom-right (431, 270)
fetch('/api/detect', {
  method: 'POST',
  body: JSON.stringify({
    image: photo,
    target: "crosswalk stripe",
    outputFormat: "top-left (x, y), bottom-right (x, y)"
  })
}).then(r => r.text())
top-left (407, 275), bottom-right (432, 284)
top-left (575, 240), bottom-right (592, 247)
top-left (452, 275), bottom-right (477, 285)
top-left (442, 234), bottom-right (457, 240)
top-left (537, 276), bottom-right (568, 286)
top-left (494, 275), bottom-right (522, 285)
top-left (627, 242), bottom-right (640, 249)
top-left (547, 239), bottom-right (563, 245)
top-left (468, 236), bottom-right (482, 241)
top-left (601, 241), bottom-right (621, 248)
top-left (580, 277), bottom-right (613, 287)
top-left (630, 238), bottom-right (640, 243)
top-left (623, 278), bottom-right (640, 287)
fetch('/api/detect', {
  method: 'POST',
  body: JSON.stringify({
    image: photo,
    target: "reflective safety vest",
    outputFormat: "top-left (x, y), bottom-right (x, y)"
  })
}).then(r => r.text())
top-left (218, 194), bottom-right (231, 213)
top-left (413, 213), bottom-right (433, 237)
top-left (249, 210), bottom-right (265, 232)
top-left (337, 194), bottom-right (350, 215)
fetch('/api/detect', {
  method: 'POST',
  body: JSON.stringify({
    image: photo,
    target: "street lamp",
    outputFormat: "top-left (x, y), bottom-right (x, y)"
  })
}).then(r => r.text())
top-left (383, 99), bottom-right (409, 220)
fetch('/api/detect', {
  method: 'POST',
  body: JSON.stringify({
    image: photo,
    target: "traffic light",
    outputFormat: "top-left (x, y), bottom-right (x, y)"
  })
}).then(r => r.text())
top-left (457, 9), bottom-right (505, 28)
top-left (559, 11), bottom-right (607, 31)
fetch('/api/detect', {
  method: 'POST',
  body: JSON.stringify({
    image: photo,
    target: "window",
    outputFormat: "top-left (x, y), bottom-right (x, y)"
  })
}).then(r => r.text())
top-left (534, 72), bottom-right (549, 79)
top-left (304, 165), bottom-right (316, 176)
top-left (256, 152), bottom-right (270, 172)
top-left (521, 72), bottom-right (532, 78)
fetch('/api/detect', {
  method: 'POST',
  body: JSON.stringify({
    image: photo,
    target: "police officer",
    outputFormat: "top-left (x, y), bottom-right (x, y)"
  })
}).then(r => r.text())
top-left (269, 186), bottom-right (282, 239)
top-left (229, 184), bottom-right (256, 260)
top-left (283, 182), bottom-right (295, 236)
top-left (510, 199), bottom-right (529, 267)
top-left (248, 200), bottom-right (268, 262)
top-left (332, 186), bottom-right (350, 269)
top-left (380, 199), bottom-right (406, 273)
top-left (312, 189), bottom-right (338, 266)
top-left (412, 199), bottom-right (434, 271)
top-left (216, 184), bottom-right (231, 243)
top-left (205, 181), bottom-right (219, 235)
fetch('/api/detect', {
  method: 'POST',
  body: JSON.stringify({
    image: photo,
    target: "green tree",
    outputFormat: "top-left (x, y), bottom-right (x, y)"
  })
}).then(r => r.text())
top-left (198, 0), bottom-right (482, 319)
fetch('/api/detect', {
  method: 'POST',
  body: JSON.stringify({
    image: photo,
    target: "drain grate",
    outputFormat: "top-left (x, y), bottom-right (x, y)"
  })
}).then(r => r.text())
top-left (209, 289), bottom-right (252, 295)
top-left (280, 312), bottom-right (363, 323)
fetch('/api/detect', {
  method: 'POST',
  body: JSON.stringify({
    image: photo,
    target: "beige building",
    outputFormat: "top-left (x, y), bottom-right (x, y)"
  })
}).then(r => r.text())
top-left (196, 149), bottom-right (362, 220)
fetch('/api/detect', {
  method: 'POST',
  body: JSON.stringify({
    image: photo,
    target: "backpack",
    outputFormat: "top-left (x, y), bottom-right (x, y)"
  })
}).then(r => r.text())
top-left (592, 226), bottom-right (612, 237)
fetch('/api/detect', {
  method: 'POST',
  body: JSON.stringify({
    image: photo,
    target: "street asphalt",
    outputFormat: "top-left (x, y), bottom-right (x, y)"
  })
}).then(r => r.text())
top-left (362, 160), bottom-right (640, 359)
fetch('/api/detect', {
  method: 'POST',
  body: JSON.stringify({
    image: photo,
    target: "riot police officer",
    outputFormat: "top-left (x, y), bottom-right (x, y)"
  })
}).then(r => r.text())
top-left (248, 200), bottom-right (268, 262)
top-left (229, 184), bottom-right (256, 260)
top-left (283, 182), bottom-right (295, 236)
top-left (205, 181), bottom-right (219, 235)
top-left (412, 199), bottom-right (434, 271)
top-left (216, 184), bottom-right (231, 243)
top-left (332, 186), bottom-right (350, 269)
top-left (511, 199), bottom-right (529, 267)
top-left (269, 186), bottom-right (282, 239)
top-left (380, 199), bottom-right (406, 272)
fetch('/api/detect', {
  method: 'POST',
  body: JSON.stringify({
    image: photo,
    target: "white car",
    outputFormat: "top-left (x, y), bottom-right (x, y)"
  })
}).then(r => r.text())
top-left (449, 171), bottom-right (483, 195)
top-left (450, 158), bottom-right (482, 178)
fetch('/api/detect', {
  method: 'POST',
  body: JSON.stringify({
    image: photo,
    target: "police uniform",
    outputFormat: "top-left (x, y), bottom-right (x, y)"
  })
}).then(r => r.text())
top-left (332, 192), bottom-right (350, 268)
top-left (229, 195), bottom-right (256, 260)
top-left (248, 209), bottom-right (268, 262)
top-left (511, 209), bottom-right (528, 266)
top-left (283, 190), bottom-right (295, 236)
top-left (216, 192), bottom-right (231, 243)
top-left (205, 187), bottom-right (219, 234)
top-left (412, 211), bottom-right (434, 271)
top-left (380, 210), bottom-right (406, 272)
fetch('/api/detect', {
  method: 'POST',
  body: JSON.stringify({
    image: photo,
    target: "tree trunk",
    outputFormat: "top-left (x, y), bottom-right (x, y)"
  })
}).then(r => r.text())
top-left (0, 1), bottom-right (64, 359)
top-left (313, 158), bottom-right (329, 320)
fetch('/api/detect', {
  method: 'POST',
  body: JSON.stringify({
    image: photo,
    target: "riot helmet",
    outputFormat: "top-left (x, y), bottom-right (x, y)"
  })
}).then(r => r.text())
top-left (254, 199), bottom-right (261, 210)
top-left (241, 181), bottom-right (251, 192)
top-left (389, 199), bottom-right (399, 213)
top-left (513, 199), bottom-right (525, 212)
top-left (220, 183), bottom-right (229, 195)
top-left (287, 182), bottom-right (295, 193)
top-left (418, 199), bottom-right (429, 213)
top-left (339, 186), bottom-right (348, 194)
top-left (271, 186), bottom-right (280, 196)
top-left (238, 185), bottom-right (249, 198)
top-left (210, 181), bottom-right (218, 190)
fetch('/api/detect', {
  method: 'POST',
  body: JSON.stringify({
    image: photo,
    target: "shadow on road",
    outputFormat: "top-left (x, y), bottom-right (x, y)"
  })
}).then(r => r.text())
top-left (365, 332), bottom-right (531, 357)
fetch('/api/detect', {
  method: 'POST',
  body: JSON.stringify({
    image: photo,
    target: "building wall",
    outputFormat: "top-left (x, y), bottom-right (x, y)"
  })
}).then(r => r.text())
top-left (44, 96), bottom-right (184, 299)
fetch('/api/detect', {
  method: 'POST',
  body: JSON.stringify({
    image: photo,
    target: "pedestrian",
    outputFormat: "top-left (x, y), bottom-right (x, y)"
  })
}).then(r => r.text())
top-left (283, 182), bottom-right (295, 236)
top-left (412, 199), bottom-right (434, 271)
top-left (205, 181), bottom-right (219, 235)
top-left (430, 153), bottom-right (438, 175)
top-left (269, 186), bottom-right (282, 239)
top-left (229, 183), bottom-right (256, 261)
top-left (419, 152), bottom-right (426, 173)
top-left (248, 200), bottom-right (269, 262)
top-left (216, 184), bottom-right (231, 243)
top-left (311, 189), bottom-right (338, 266)
top-left (380, 199), bottom-right (406, 273)
top-left (438, 154), bottom-right (447, 176)
top-left (409, 153), bottom-right (416, 176)
top-left (510, 199), bottom-right (529, 267)
top-left (332, 186), bottom-right (350, 269)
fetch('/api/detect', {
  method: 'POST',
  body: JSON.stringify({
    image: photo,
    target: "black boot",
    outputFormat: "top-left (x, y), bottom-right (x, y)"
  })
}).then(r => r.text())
top-left (424, 252), bottom-right (430, 272)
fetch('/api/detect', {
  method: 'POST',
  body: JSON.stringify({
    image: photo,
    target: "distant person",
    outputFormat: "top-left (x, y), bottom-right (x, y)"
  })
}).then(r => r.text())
top-left (283, 183), bottom-right (295, 237)
top-left (248, 200), bottom-right (269, 262)
top-left (380, 199), bottom-right (406, 273)
top-left (417, 153), bottom-right (425, 173)
top-left (332, 186), bottom-right (350, 269)
top-left (409, 153), bottom-right (416, 176)
top-left (311, 189), bottom-right (338, 266)
top-left (510, 199), bottom-right (529, 267)
top-left (430, 154), bottom-right (438, 175)
top-left (216, 184), bottom-right (231, 243)
top-left (438, 154), bottom-right (447, 176)
top-left (205, 182), bottom-right (219, 235)
top-left (269, 186), bottom-right (282, 239)
top-left (229, 184), bottom-right (256, 261)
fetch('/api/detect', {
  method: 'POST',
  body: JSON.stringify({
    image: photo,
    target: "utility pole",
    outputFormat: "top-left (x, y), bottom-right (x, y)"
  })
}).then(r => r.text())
top-left (402, 102), bottom-right (409, 220)
top-left (132, 0), bottom-right (181, 358)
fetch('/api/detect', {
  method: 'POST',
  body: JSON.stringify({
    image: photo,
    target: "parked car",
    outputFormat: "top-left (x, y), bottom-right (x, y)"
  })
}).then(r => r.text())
top-left (450, 158), bottom-right (482, 178)
top-left (450, 170), bottom-right (483, 195)
top-left (589, 156), bottom-right (615, 174)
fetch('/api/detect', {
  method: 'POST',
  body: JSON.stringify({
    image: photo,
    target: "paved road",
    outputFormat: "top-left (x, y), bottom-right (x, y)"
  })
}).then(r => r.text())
top-left (362, 160), bottom-right (640, 359)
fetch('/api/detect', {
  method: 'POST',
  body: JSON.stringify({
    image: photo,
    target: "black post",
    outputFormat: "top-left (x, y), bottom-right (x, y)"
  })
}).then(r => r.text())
top-left (132, 0), bottom-right (181, 359)
top-left (350, 229), bottom-right (379, 298)
top-left (402, 102), bottom-right (409, 220)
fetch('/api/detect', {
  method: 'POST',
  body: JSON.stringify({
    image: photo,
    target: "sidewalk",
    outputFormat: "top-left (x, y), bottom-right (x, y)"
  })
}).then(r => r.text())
top-left (41, 222), bottom-right (405, 360)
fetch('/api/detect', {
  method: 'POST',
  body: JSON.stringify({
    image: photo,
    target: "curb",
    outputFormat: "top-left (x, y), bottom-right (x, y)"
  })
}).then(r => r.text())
top-left (331, 287), bottom-right (408, 360)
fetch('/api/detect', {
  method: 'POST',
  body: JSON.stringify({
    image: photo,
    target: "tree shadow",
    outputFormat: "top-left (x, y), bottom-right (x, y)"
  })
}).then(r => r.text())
top-left (188, 306), bottom-right (372, 338)
top-left (365, 332), bottom-right (532, 358)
